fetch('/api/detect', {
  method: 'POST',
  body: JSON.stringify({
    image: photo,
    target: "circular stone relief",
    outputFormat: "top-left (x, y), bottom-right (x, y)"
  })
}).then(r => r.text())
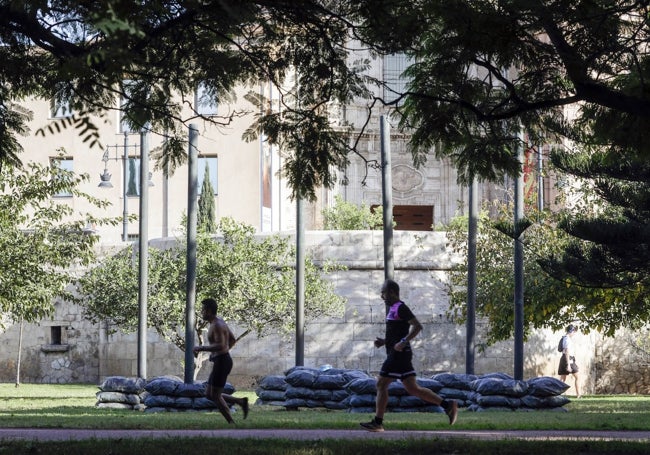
top-left (392, 165), bottom-right (423, 193)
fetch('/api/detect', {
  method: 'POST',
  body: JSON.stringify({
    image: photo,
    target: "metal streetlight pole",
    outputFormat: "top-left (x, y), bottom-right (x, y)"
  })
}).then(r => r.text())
top-left (122, 132), bottom-right (129, 242)
top-left (513, 135), bottom-right (525, 380)
top-left (99, 133), bottom-right (138, 242)
top-left (466, 179), bottom-right (478, 374)
top-left (380, 115), bottom-right (394, 281)
top-left (98, 130), bottom-right (152, 377)
top-left (185, 124), bottom-right (199, 383)
top-left (295, 196), bottom-right (305, 367)
top-left (137, 126), bottom-right (149, 380)
top-left (537, 144), bottom-right (544, 212)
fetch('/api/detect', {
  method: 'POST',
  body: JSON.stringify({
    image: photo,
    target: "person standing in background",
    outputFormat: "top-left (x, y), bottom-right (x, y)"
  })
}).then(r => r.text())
top-left (558, 324), bottom-right (582, 398)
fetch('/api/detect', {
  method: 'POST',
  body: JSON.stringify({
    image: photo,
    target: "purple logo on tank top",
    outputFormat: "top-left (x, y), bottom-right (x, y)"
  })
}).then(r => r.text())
top-left (386, 301), bottom-right (403, 321)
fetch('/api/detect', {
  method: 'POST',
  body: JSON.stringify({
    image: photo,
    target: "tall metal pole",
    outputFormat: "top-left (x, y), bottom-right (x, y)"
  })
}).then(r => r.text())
top-left (537, 144), bottom-right (544, 212)
top-left (295, 196), bottom-right (305, 366)
top-left (15, 320), bottom-right (23, 387)
top-left (185, 124), bottom-right (199, 383)
top-left (122, 132), bottom-right (129, 242)
top-left (380, 115), bottom-right (394, 281)
top-left (513, 136), bottom-right (525, 380)
top-left (162, 135), bottom-right (170, 238)
top-left (466, 179), bottom-right (478, 374)
top-left (137, 126), bottom-right (149, 379)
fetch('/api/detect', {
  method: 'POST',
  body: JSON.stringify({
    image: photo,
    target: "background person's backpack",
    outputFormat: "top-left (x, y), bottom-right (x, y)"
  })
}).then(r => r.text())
top-left (557, 335), bottom-right (566, 352)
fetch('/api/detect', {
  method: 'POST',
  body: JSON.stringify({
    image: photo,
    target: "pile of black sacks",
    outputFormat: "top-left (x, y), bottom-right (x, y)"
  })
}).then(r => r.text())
top-left (255, 367), bottom-right (572, 413)
top-left (468, 373), bottom-right (571, 412)
top-left (256, 366), bottom-right (368, 410)
top-left (95, 375), bottom-right (236, 413)
top-left (95, 376), bottom-right (147, 411)
top-left (345, 375), bottom-right (448, 413)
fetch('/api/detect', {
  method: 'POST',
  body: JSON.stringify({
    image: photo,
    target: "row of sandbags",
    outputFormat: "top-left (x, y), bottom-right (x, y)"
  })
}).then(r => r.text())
top-left (465, 373), bottom-right (571, 411)
top-left (95, 375), bottom-right (235, 412)
top-left (95, 376), bottom-right (147, 410)
top-left (256, 366), bottom-right (370, 410)
top-left (256, 367), bottom-right (571, 412)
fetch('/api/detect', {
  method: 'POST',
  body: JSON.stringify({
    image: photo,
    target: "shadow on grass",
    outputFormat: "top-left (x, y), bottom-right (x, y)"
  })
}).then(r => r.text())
top-left (0, 437), bottom-right (649, 455)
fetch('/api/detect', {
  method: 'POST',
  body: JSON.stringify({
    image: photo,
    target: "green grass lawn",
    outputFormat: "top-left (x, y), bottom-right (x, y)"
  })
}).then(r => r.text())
top-left (0, 384), bottom-right (648, 454)
top-left (1, 384), bottom-right (649, 431)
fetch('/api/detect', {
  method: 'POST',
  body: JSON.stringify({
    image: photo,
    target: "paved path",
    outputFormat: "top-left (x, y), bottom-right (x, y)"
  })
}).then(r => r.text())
top-left (1, 428), bottom-right (649, 442)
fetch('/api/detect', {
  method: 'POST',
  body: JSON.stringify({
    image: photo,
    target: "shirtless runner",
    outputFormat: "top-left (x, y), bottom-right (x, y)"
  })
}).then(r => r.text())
top-left (193, 298), bottom-right (249, 424)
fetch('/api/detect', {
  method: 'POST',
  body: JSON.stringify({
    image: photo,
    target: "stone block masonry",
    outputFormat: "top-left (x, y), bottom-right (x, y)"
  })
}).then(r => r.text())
top-left (197, 231), bottom-right (576, 389)
top-left (0, 230), bottom-right (644, 395)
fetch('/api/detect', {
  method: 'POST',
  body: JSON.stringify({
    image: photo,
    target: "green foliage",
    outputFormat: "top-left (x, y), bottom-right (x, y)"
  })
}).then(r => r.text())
top-left (35, 114), bottom-right (102, 150)
top-left (0, 101), bottom-right (31, 171)
top-left (544, 147), bottom-right (649, 284)
top-left (1, 1), bottom-right (372, 198)
top-left (321, 195), bottom-right (384, 230)
top-left (0, 160), bottom-right (117, 327)
top-left (357, 0), bottom-right (650, 182)
top-left (4, 1), bottom-right (650, 203)
top-left (445, 199), bottom-right (648, 346)
top-left (532, 67), bottom-right (650, 319)
top-left (75, 217), bottom-right (345, 351)
top-left (354, 0), bottom-right (650, 341)
top-left (197, 164), bottom-right (217, 234)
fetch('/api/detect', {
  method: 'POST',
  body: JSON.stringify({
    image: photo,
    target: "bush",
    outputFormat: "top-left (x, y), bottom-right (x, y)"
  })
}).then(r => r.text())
top-left (322, 195), bottom-right (384, 230)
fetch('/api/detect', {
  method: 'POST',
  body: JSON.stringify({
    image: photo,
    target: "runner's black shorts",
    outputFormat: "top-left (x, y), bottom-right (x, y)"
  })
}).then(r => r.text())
top-left (208, 352), bottom-right (233, 388)
top-left (380, 349), bottom-right (416, 380)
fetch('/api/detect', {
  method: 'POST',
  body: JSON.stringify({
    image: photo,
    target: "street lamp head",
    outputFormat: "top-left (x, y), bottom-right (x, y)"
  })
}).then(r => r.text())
top-left (98, 169), bottom-right (113, 188)
top-left (99, 149), bottom-right (114, 188)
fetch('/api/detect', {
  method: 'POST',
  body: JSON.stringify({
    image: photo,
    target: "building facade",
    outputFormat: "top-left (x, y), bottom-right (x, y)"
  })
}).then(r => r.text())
top-left (16, 81), bottom-right (301, 244)
top-left (332, 50), bottom-right (560, 232)
top-left (13, 51), bottom-right (560, 241)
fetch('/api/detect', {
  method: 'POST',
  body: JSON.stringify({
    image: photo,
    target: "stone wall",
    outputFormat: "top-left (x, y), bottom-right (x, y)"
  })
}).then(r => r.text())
top-left (594, 328), bottom-right (650, 394)
top-left (0, 301), bottom-right (100, 384)
top-left (0, 230), bottom-right (645, 395)
top-left (217, 231), bottom-right (599, 394)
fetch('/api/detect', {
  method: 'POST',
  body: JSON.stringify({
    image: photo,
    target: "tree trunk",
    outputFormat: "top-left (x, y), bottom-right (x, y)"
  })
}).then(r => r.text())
top-left (193, 355), bottom-right (208, 381)
top-left (15, 320), bottom-right (23, 388)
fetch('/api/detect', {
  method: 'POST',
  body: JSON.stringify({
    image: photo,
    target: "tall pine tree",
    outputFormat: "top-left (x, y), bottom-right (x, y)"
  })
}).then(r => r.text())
top-left (197, 163), bottom-right (217, 234)
top-left (539, 65), bottom-right (650, 328)
top-left (545, 149), bottom-right (650, 290)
